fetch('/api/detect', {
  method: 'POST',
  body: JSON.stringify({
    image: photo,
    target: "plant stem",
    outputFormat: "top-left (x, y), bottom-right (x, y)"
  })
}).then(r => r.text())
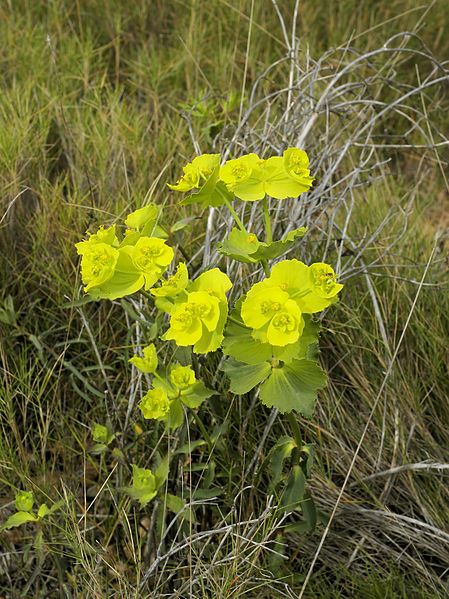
top-left (286, 412), bottom-right (303, 464)
top-left (140, 289), bottom-right (153, 301)
top-left (262, 197), bottom-right (272, 243)
top-left (188, 407), bottom-right (213, 452)
top-left (222, 197), bottom-right (247, 233)
top-left (261, 259), bottom-right (270, 277)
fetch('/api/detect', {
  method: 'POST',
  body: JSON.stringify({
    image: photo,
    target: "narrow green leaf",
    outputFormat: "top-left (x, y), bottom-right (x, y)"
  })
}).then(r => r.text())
top-left (280, 465), bottom-right (306, 513)
top-left (268, 436), bottom-right (296, 490)
top-left (154, 455), bottom-right (169, 489)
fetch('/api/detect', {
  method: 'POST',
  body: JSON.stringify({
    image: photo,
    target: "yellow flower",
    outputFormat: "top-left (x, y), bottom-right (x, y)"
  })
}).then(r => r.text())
top-left (129, 344), bottom-right (158, 374)
top-left (167, 163), bottom-right (200, 192)
top-left (151, 262), bottom-right (189, 298)
top-left (139, 387), bottom-right (171, 420)
top-left (170, 365), bottom-right (196, 390)
top-left (130, 237), bottom-right (174, 290)
top-left (308, 263), bottom-right (343, 298)
top-left (165, 291), bottom-right (221, 351)
top-left (78, 242), bottom-right (119, 292)
top-left (241, 285), bottom-right (304, 346)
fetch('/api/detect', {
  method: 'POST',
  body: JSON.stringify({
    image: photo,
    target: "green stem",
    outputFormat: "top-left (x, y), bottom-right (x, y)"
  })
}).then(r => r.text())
top-left (222, 197), bottom-right (247, 233)
top-left (261, 259), bottom-right (270, 278)
top-left (188, 407), bottom-right (213, 453)
top-left (262, 197), bottom-right (272, 243)
top-left (140, 289), bottom-right (154, 302)
top-left (286, 412), bottom-right (303, 464)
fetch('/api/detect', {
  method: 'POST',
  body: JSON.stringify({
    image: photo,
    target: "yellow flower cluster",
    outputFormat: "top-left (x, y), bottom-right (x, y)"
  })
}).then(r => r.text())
top-left (241, 259), bottom-right (343, 346)
top-left (168, 148), bottom-right (314, 201)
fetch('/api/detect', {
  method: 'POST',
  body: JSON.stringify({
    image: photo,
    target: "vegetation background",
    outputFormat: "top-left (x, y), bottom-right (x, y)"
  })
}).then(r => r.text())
top-left (0, 0), bottom-right (448, 597)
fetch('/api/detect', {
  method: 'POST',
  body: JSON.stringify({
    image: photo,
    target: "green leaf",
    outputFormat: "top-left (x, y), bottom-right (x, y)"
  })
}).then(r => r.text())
top-left (1, 511), bottom-right (38, 531)
top-left (180, 381), bottom-right (214, 408)
top-left (301, 490), bottom-right (317, 532)
top-left (180, 164), bottom-right (234, 208)
top-left (89, 443), bottom-right (109, 455)
top-left (165, 493), bottom-right (185, 514)
top-left (259, 359), bottom-right (328, 416)
top-left (91, 422), bottom-right (115, 445)
top-left (252, 227), bottom-right (307, 261)
top-left (280, 465), bottom-right (306, 513)
top-left (217, 227), bottom-right (307, 264)
top-left (165, 398), bottom-right (184, 430)
top-left (154, 455), bottom-right (169, 490)
top-left (268, 436), bottom-right (296, 490)
top-left (216, 228), bottom-right (260, 264)
top-left (222, 300), bottom-right (273, 365)
top-left (221, 358), bottom-right (271, 395)
top-left (170, 216), bottom-right (197, 233)
top-left (37, 504), bottom-right (50, 519)
top-left (174, 439), bottom-right (206, 454)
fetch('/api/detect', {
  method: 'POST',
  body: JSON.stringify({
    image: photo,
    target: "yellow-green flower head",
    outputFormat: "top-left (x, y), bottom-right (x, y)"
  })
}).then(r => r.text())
top-left (151, 262), bottom-right (189, 298)
top-left (191, 153), bottom-right (220, 180)
top-left (15, 490), bottom-right (34, 512)
top-left (129, 344), bottom-right (158, 374)
top-left (241, 285), bottom-right (304, 346)
top-left (220, 150), bottom-right (314, 201)
top-left (167, 163), bottom-right (200, 192)
top-left (139, 387), bottom-right (171, 420)
top-left (78, 242), bottom-right (119, 292)
top-left (170, 365), bottom-right (196, 390)
top-left (219, 153), bottom-right (263, 201)
top-left (165, 291), bottom-right (220, 350)
top-left (308, 263), bottom-right (343, 298)
top-left (132, 464), bottom-right (156, 491)
top-left (130, 237), bottom-right (174, 290)
top-left (75, 225), bottom-right (118, 254)
top-left (256, 259), bottom-right (343, 314)
top-left (283, 148), bottom-right (314, 188)
top-left (189, 267), bottom-right (232, 301)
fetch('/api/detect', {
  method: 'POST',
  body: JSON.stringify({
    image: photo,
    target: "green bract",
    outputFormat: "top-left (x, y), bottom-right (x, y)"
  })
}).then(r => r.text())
top-left (151, 262), bottom-right (189, 298)
top-left (129, 344), bottom-right (158, 374)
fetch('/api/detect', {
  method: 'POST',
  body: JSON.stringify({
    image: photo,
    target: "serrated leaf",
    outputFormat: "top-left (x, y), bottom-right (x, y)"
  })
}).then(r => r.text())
top-left (1, 511), bottom-right (38, 531)
top-left (222, 358), bottom-right (271, 395)
top-left (259, 359), bottom-right (327, 416)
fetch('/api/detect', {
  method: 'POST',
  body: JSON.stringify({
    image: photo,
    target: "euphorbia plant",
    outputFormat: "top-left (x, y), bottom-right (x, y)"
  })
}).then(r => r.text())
top-left (75, 146), bottom-right (343, 528)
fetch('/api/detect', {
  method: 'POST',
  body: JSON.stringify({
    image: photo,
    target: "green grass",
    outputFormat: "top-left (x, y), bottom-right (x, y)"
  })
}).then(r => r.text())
top-left (1, 1), bottom-right (448, 597)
